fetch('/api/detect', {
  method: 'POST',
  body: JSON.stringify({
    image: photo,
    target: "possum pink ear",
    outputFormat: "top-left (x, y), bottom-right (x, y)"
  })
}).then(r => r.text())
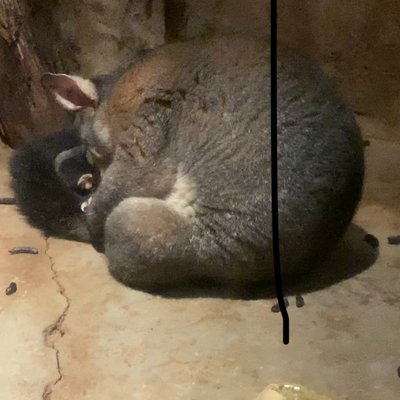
top-left (41, 73), bottom-right (99, 110)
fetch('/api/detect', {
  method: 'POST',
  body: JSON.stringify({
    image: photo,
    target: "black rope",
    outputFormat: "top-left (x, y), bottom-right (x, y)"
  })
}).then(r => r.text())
top-left (270, 0), bottom-right (290, 345)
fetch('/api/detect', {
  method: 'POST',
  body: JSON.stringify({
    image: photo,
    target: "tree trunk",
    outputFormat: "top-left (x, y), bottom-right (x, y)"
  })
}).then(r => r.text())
top-left (0, 0), bottom-right (70, 147)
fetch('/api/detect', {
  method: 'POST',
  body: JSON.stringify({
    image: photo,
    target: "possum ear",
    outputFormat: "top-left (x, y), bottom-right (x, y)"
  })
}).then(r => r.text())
top-left (41, 73), bottom-right (99, 110)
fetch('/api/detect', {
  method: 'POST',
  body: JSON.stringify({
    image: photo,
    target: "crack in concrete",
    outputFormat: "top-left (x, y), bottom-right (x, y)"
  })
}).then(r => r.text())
top-left (42, 237), bottom-right (71, 400)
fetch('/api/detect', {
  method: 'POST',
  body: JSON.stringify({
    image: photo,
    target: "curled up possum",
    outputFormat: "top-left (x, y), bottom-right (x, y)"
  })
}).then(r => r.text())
top-left (11, 35), bottom-right (364, 292)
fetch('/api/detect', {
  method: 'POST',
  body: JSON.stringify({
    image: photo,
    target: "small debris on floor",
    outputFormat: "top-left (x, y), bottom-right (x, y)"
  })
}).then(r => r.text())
top-left (5, 282), bottom-right (17, 296)
top-left (387, 235), bottom-right (400, 245)
top-left (363, 140), bottom-right (371, 147)
top-left (295, 294), bottom-right (305, 308)
top-left (397, 366), bottom-right (400, 379)
top-left (271, 298), bottom-right (289, 313)
top-left (8, 246), bottom-right (39, 255)
top-left (364, 233), bottom-right (379, 248)
top-left (0, 197), bottom-right (16, 205)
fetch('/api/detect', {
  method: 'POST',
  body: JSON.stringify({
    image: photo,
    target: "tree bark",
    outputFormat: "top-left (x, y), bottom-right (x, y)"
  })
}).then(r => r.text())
top-left (0, 0), bottom-right (70, 147)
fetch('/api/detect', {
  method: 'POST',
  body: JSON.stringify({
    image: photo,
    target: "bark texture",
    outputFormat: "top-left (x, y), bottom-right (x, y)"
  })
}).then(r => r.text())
top-left (0, 0), bottom-right (70, 147)
top-left (6, 1), bottom-right (400, 145)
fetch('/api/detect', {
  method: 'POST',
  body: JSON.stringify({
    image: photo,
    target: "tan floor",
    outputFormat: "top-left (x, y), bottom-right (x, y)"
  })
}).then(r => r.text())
top-left (0, 120), bottom-right (399, 400)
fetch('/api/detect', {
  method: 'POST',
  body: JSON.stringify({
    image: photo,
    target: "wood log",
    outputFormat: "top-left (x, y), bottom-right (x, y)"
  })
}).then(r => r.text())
top-left (0, 0), bottom-right (70, 147)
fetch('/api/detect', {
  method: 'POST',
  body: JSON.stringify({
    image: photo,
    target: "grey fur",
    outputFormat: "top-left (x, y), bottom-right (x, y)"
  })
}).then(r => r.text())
top-left (57, 36), bottom-right (365, 292)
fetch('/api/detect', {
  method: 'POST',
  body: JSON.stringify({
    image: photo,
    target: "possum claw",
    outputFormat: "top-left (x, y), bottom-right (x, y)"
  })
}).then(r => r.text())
top-left (80, 197), bottom-right (93, 213)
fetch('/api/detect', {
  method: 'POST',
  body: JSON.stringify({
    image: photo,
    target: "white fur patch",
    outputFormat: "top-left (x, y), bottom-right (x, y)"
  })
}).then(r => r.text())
top-left (93, 119), bottom-right (111, 145)
top-left (70, 75), bottom-right (99, 102)
top-left (166, 173), bottom-right (197, 219)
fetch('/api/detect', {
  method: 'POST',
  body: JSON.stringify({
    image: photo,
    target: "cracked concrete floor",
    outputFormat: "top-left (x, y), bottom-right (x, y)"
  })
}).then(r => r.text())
top-left (0, 119), bottom-right (400, 400)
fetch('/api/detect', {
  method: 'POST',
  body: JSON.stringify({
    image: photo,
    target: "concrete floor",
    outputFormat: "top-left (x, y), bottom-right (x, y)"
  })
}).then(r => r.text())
top-left (0, 119), bottom-right (399, 400)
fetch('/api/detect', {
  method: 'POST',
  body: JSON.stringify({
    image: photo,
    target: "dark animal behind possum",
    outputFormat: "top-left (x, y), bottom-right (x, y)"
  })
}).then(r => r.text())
top-left (9, 129), bottom-right (95, 242)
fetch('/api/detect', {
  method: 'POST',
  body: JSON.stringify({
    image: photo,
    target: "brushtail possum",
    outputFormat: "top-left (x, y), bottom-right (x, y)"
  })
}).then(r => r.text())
top-left (39, 35), bottom-right (364, 291)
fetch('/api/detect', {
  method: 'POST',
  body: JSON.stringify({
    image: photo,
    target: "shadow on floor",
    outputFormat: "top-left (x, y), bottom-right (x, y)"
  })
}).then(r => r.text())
top-left (154, 224), bottom-right (379, 300)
